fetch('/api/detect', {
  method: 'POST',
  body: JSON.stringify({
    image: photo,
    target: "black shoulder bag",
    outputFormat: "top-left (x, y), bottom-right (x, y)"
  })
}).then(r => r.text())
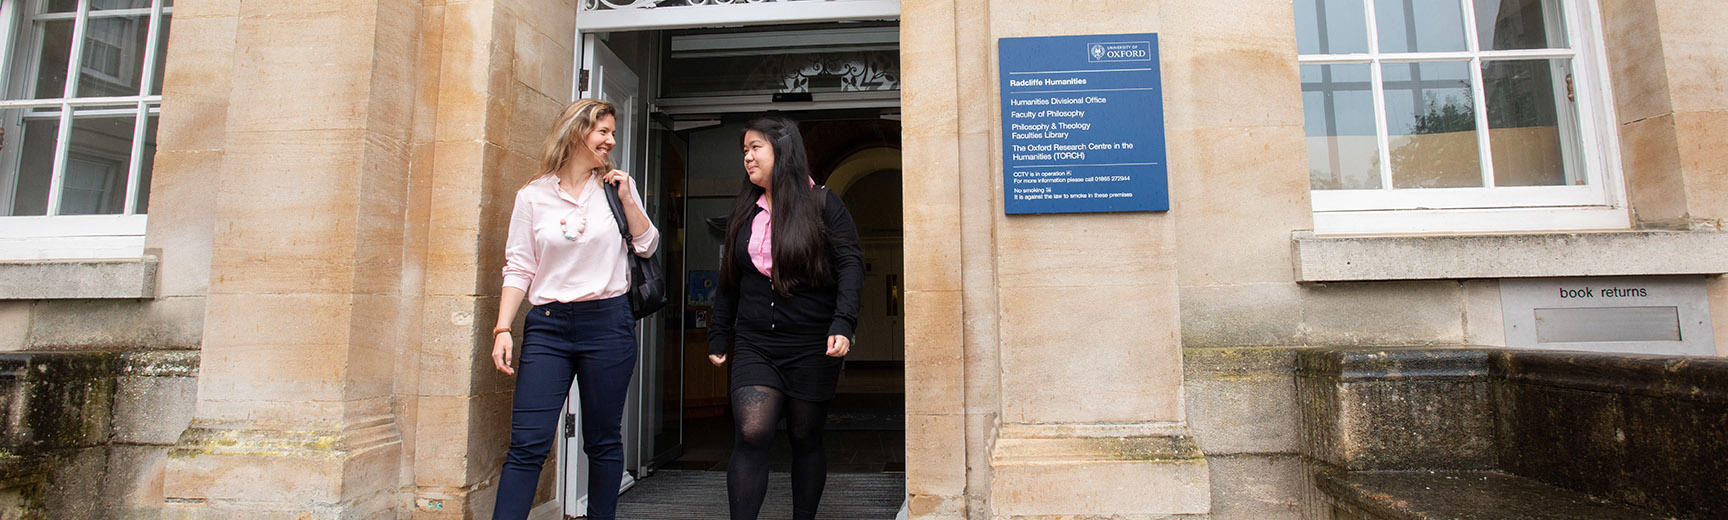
top-left (602, 182), bottom-right (667, 319)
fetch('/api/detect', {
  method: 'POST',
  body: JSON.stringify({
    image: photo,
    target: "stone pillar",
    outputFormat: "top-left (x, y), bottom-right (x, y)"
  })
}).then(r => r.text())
top-left (1597, 0), bottom-right (1728, 355)
top-left (901, 0), bottom-right (974, 517)
top-left (983, 4), bottom-right (1208, 518)
top-left (162, 0), bottom-right (420, 516)
top-left (1600, 0), bottom-right (1728, 230)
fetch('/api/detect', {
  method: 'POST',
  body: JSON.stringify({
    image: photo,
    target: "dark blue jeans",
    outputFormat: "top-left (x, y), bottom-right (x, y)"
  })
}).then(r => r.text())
top-left (493, 296), bottom-right (637, 520)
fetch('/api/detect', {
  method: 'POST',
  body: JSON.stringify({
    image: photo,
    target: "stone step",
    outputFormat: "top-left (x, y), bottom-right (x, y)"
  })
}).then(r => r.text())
top-left (1318, 470), bottom-right (1676, 520)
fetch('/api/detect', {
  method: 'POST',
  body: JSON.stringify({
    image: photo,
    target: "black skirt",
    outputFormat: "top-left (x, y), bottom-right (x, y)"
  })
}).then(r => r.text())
top-left (729, 327), bottom-right (842, 402)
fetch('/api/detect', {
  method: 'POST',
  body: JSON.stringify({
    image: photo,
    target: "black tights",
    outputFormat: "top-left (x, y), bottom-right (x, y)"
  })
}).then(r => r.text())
top-left (727, 385), bottom-right (829, 520)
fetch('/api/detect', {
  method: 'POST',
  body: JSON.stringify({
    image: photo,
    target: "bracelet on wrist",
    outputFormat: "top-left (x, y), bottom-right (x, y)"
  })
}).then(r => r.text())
top-left (493, 327), bottom-right (511, 335)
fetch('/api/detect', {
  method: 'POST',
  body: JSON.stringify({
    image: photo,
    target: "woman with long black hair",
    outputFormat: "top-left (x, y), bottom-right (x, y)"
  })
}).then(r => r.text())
top-left (707, 114), bottom-right (864, 520)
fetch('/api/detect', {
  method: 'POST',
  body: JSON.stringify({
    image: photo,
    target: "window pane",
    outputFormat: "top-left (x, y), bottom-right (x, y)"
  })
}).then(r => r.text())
top-left (1384, 61), bottom-right (1481, 188)
top-left (19, 19), bottom-right (76, 100)
top-left (59, 112), bottom-right (137, 215)
top-left (1296, 0), bottom-right (1369, 55)
top-left (134, 113), bottom-right (157, 212)
top-left (77, 14), bottom-right (151, 97)
top-left (1486, 59), bottom-right (1578, 186)
top-left (91, 0), bottom-right (153, 10)
top-left (1303, 64), bottom-right (1382, 190)
top-left (46, 0), bottom-right (79, 13)
top-left (150, 14), bottom-right (172, 95)
top-left (9, 116), bottom-right (61, 216)
top-left (1476, 0), bottom-right (1564, 50)
top-left (1376, 0), bottom-right (1468, 53)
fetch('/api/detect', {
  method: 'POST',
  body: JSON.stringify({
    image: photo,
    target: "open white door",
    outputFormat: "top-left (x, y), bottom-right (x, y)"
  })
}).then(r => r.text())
top-left (559, 33), bottom-right (642, 518)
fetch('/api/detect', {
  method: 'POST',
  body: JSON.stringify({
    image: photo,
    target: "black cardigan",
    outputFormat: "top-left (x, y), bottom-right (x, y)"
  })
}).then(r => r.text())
top-left (708, 189), bottom-right (864, 356)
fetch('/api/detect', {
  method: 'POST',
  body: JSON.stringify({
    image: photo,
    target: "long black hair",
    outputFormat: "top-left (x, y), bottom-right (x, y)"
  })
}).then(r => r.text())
top-left (720, 115), bottom-right (829, 294)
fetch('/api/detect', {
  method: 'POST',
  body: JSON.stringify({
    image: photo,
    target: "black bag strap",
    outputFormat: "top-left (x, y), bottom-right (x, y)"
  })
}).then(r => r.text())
top-left (601, 178), bottom-right (634, 252)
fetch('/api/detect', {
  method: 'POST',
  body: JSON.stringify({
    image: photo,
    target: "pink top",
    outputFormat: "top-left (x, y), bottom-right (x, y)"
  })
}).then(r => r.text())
top-left (748, 194), bottom-right (773, 277)
top-left (502, 174), bottom-right (659, 305)
top-left (746, 178), bottom-right (817, 278)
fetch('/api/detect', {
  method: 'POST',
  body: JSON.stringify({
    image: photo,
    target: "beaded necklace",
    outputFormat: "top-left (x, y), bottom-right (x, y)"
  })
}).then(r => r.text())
top-left (557, 175), bottom-right (595, 241)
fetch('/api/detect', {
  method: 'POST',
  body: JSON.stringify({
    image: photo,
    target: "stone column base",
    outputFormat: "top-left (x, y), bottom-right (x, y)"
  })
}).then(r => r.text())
top-left (162, 418), bottom-right (402, 518)
top-left (989, 422), bottom-right (1211, 519)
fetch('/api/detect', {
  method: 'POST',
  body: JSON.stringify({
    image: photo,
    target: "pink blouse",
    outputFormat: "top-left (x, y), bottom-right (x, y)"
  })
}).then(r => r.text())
top-left (502, 174), bottom-right (659, 305)
top-left (746, 179), bottom-right (817, 278)
top-left (748, 194), bottom-right (773, 277)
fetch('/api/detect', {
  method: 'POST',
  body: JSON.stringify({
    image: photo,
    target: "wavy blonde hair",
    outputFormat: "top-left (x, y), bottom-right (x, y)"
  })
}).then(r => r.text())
top-left (531, 98), bottom-right (616, 185)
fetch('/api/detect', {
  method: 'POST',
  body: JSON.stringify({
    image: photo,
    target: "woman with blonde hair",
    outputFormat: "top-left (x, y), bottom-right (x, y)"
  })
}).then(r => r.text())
top-left (490, 98), bottom-right (657, 520)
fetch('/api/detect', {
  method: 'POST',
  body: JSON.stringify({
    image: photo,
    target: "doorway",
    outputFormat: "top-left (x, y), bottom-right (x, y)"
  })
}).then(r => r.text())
top-left (651, 113), bottom-right (905, 474)
top-left (565, 23), bottom-right (907, 518)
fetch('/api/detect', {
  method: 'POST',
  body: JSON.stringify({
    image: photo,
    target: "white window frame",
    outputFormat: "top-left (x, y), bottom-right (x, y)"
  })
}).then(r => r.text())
top-left (0, 0), bottom-right (168, 259)
top-left (1300, 0), bottom-right (1627, 235)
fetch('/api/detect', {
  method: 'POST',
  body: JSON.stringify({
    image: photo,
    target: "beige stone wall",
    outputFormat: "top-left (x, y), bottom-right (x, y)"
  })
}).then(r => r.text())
top-left (20, 0), bottom-right (1722, 517)
top-left (0, 0), bottom-right (235, 516)
top-left (904, 0), bottom-right (1728, 519)
top-left (0, 0), bottom-right (222, 354)
top-left (159, 0), bottom-right (424, 514)
top-left (900, 0), bottom-right (972, 516)
top-left (1601, 0), bottom-right (1728, 231)
top-left (906, 1), bottom-right (1210, 519)
top-left (414, 0), bottom-right (577, 516)
top-left (1177, 1), bottom-right (1728, 519)
top-left (140, 0), bottom-right (576, 517)
top-left (1596, 0), bottom-right (1728, 356)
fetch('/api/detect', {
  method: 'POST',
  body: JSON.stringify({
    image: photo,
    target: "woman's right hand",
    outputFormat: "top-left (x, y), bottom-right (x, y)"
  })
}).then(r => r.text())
top-left (493, 332), bottom-right (516, 375)
top-left (708, 354), bottom-right (727, 366)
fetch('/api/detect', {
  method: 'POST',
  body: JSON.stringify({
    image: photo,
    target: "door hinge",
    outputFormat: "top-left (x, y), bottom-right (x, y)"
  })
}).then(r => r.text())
top-left (578, 69), bottom-right (591, 94)
top-left (565, 412), bottom-right (577, 438)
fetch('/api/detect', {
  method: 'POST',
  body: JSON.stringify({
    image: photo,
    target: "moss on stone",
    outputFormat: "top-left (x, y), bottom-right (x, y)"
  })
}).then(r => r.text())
top-left (1086, 435), bottom-right (1205, 462)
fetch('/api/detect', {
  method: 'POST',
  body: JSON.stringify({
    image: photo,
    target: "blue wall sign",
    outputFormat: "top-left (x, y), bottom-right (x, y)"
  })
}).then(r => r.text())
top-left (998, 33), bottom-right (1169, 214)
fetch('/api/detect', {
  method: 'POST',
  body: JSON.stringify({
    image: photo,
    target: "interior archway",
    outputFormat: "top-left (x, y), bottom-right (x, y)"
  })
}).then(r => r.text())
top-left (825, 146), bottom-right (902, 196)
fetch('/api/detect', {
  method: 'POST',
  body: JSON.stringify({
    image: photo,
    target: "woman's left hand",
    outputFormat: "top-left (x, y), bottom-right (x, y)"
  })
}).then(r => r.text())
top-left (826, 335), bottom-right (850, 357)
top-left (603, 169), bottom-right (634, 204)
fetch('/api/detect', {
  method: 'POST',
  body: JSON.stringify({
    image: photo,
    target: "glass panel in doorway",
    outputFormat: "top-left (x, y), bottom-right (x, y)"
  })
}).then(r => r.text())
top-left (661, 25), bottom-right (899, 98)
top-left (641, 124), bottom-right (687, 468)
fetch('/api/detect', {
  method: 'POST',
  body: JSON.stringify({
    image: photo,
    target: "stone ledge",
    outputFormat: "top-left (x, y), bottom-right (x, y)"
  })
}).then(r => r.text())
top-left (1291, 230), bottom-right (1728, 282)
top-left (1297, 348), bottom-right (1494, 381)
top-left (1496, 349), bottom-right (1728, 404)
top-left (990, 423), bottom-right (1211, 517)
top-left (0, 256), bottom-right (158, 300)
top-left (117, 350), bottom-right (200, 378)
top-left (1184, 346), bottom-right (1297, 377)
top-left (1318, 470), bottom-right (1668, 520)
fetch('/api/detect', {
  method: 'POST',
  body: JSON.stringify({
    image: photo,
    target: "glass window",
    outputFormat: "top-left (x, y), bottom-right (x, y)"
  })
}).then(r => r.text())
top-left (61, 111), bottom-right (137, 215)
top-left (1294, 0), bottom-right (1615, 224)
top-left (9, 114), bottom-right (62, 216)
top-left (1302, 63), bottom-right (1379, 190)
top-left (1295, 0), bottom-right (1368, 55)
top-left (1, 0), bottom-right (170, 217)
top-left (1476, 0), bottom-right (1565, 50)
top-left (1374, 0), bottom-right (1468, 53)
top-left (1484, 58), bottom-right (1578, 187)
top-left (1383, 60), bottom-right (1479, 189)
